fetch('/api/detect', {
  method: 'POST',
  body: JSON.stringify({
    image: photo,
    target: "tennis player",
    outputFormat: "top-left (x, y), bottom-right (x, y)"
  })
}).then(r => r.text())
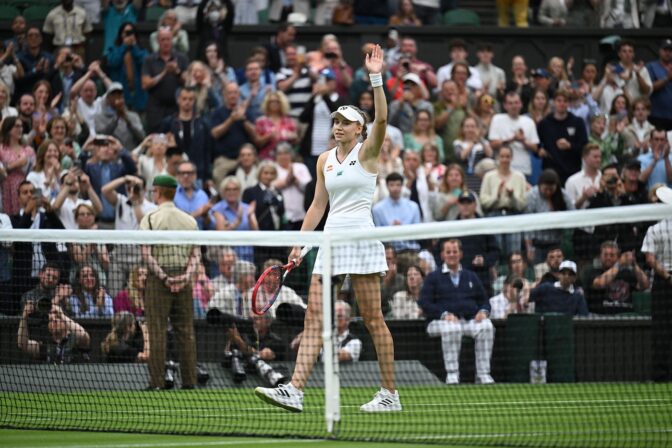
top-left (255, 44), bottom-right (401, 413)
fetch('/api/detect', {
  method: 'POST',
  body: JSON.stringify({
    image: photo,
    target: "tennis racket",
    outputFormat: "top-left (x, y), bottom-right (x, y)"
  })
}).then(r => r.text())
top-left (251, 246), bottom-right (311, 316)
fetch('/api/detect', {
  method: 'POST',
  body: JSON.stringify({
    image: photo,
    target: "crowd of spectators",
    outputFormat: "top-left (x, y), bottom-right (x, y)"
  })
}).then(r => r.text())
top-left (1, 2), bottom-right (671, 376)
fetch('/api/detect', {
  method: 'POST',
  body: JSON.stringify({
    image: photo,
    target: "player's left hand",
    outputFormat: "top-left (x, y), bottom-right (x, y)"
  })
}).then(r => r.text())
top-left (365, 44), bottom-right (384, 74)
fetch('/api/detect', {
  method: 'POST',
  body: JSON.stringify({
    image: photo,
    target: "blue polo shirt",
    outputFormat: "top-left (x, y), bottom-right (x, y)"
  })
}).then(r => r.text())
top-left (638, 152), bottom-right (672, 190)
top-left (372, 197), bottom-right (421, 252)
top-left (173, 186), bottom-right (209, 230)
top-left (209, 200), bottom-right (254, 262)
top-left (646, 59), bottom-right (672, 120)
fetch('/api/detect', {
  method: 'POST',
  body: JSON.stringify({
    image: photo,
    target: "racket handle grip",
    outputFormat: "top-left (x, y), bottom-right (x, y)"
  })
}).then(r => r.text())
top-left (299, 246), bottom-right (311, 259)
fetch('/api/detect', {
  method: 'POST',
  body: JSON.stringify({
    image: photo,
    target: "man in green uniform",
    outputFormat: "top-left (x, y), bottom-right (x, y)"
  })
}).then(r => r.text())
top-left (140, 175), bottom-right (200, 389)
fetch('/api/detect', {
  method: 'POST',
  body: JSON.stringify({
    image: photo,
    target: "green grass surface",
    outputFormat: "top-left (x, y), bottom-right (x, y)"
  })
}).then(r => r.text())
top-left (3, 384), bottom-right (672, 447)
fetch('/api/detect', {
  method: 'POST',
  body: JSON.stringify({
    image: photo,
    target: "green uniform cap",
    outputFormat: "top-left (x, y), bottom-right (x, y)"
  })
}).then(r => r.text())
top-left (153, 174), bottom-right (178, 189)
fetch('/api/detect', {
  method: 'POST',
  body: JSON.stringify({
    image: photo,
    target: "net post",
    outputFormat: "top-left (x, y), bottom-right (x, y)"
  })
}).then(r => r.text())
top-left (321, 235), bottom-right (340, 433)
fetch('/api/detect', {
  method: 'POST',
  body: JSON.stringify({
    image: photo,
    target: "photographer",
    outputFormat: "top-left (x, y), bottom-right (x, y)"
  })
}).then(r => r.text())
top-left (20, 262), bottom-right (71, 312)
top-left (17, 299), bottom-right (90, 363)
top-left (101, 311), bottom-right (150, 363)
top-left (52, 166), bottom-right (103, 230)
top-left (489, 275), bottom-right (526, 319)
top-left (95, 83), bottom-right (146, 152)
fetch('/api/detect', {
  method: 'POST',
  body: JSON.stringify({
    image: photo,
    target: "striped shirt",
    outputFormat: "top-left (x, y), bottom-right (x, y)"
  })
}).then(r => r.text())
top-left (276, 67), bottom-right (313, 119)
top-left (641, 218), bottom-right (672, 272)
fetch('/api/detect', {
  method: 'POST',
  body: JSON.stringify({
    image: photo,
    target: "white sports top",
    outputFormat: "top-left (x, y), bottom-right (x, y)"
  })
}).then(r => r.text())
top-left (323, 143), bottom-right (377, 229)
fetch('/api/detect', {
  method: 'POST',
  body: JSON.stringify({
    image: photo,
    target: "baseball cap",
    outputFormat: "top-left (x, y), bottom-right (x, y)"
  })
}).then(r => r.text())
top-left (330, 105), bottom-right (365, 125)
top-left (105, 82), bottom-right (124, 97)
top-left (660, 38), bottom-right (672, 49)
top-left (624, 159), bottom-right (641, 170)
top-left (531, 68), bottom-right (551, 78)
top-left (457, 190), bottom-right (476, 203)
top-left (402, 72), bottom-right (423, 86)
top-left (559, 260), bottom-right (577, 274)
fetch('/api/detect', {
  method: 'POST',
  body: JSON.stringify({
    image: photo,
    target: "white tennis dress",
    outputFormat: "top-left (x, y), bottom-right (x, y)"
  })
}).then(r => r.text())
top-left (312, 143), bottom-right (388, 276)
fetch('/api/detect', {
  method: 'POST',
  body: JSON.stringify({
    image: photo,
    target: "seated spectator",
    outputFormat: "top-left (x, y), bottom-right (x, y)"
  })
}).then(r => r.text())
top-left (401, 150), bottom-right (436, 222)
top-left (0, 46), bottom-right (23, 101)
top-left (588, 114), bottom-right (625, 168)
top-left (530, 260), bottom-right (589, 316)
top-left (104, 22), bottom-right (148, 113)
top-left (20, 263), bottom-right (71, 315)
top-left (492, 251), bottom-right (533, 306)
top-left (623, 98), bottom-right (655, 158)
top-left (291, 300), bottom-right (362, 363)
top-left (16, 27), bottom-right (53, 101)
top-left (255, 91), bottom-right (299, 160)
top-left (245, 258), bottom-right (306, 319)
top-left (95, 83), bottom-right (146, 152)
top-left (174, 161), bottom-right (212, 230)
top-left (421, 142), bottom-right (447, 187)
top-left (389, 0), bottom-right (422, 25)
top-left (234, 144), bottom-right (260, 192)
top-left (211, 247), bottom-right (238, 290)
top-left (538, 0), bottom-right (568, 26)
top-left (113, 265), bottom-right (147, 316)
top-left (505, 56), bottom-right (533, 112)
top-left (404, 110), bottom-right (445, 162)
top-left (45, 116), bottom-right (82, 171)
top-left (239, 58), bottom-right (276, 122)
top-left (638, 128), bottom-right (672, 190)
top-left (209, 259), bottom-right (257, 317)
top-left (273, 143), bottom-right (311, 230)
top-left (388, 73), bottom-right (433, 134)
top-left (212, 176), bottom-right (258, 262)
top-left (582, 241), bottom-right (649, 314)
top-left (455, 116), bottom-right (493, 191)
top-left (150, 10), bottom-right (189, 54)
top-left (161, 87), bottom-right (212, 182)
top-left (27, 140), bottom-right (64, 202)
top-left (389, 265), bottom-right (425, 319)
top-left (375, 135), bottom-right (403, 201)
top-left (136, 134), bottom-right (168, 183)
top-left (67, 264), bottom-right (113, 318)
top-left (276, 43), bottom-right (314, 120)
top-left (534, 246), bottom-right (565, 285)
top-left (18, 300), bottom-right (90, 363)
top-left (588, 164), bottom-right (626, 245)
top-left (101, 0), bottom-right (142, 57)
top-left (31, 80), bottom-right (57, 128)
top-left (1, 117), bottom-right (36, 215)
top-left (203, 42), bottom-right (237, 103)
top-left (70, 202), bottom-right (110, 289)
top-left (419, 239), bottom-right (494, 385)
top-left (191, 262), bottom-right (214, 318)
top-left (547, 57), bottom-right (571, 93)
top-left (381, 246), bottom-right (407, 313)
top-left (490, 275), bottom-right (527, 319)
top-left (451, 62), bottom-right (478, 110)
top-left (101, 311), bottom-right (150, 362)
top-left (524, 169), bottom-right (574, 264)
top-left (243, 160), bottom-right (285, 232)
top-left (52, 168), bottom-right (103, 230)
top-left (526, 89), bottom-right (551, 125)
top-left (373, 172), bottom-right (422, 271)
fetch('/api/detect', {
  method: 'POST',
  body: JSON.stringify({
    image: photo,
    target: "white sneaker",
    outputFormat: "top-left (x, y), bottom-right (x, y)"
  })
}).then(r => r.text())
top-left (254, 382), bottom-right (304, 412)
top-left (476, 374), bottom-right (495, 384)
top-left (359, 388), bottom-right (402, 412)
top-left (445, 372), bottom-right (459, 385)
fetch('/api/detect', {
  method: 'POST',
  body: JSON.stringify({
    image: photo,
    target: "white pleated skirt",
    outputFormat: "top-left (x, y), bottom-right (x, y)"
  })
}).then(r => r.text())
top-left (312, 239), bottom-right (388, 276)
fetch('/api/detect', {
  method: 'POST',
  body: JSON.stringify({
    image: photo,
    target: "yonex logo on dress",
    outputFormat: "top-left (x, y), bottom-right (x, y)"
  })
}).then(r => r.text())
top-left (349, 160), bottom-right (356, 166)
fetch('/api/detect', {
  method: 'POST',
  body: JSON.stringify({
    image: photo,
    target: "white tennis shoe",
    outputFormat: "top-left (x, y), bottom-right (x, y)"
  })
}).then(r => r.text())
top-left (254, 382), bottom-right (304, 413)
top-left (359, 388), bottom-right (402, 412)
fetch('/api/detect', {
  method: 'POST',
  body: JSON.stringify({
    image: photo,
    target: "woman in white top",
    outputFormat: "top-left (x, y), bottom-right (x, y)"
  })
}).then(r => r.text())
top-left (389, 265), bottom-right (425, 320)
top-left (27, 140), bottom-right (63, 201)
top-left (255, 45), bottom-right (401, 413)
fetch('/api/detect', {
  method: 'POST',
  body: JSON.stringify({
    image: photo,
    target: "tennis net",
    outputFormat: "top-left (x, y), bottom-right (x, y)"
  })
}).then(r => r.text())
top-left (1, 203), bottom-right (671, 447)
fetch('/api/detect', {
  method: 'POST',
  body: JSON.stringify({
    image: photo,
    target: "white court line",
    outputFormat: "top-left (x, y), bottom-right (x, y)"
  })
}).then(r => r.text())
top-left (390, 428), bottom-right (672, 442)
top-left (13, 439), bottom-right (324, 448)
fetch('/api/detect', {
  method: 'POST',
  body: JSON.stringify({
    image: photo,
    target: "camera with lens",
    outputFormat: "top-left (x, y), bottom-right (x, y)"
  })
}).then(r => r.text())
top-left (606, 176), bottom-right (618, 186)
top-left (64, 54), bottom-right (73, 63)
top-left (324, 52), bottom-right (337, 60)
top-left (248, 353), bottom-right (287, 387)
top-left (132, 184), bottom-right (141, 195)
top-left (222, 349), bottom-right (247, 383)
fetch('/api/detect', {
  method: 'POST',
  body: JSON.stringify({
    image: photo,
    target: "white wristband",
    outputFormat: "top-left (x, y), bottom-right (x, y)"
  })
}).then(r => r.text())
top-left (369, 72), bottom-right (383, 88)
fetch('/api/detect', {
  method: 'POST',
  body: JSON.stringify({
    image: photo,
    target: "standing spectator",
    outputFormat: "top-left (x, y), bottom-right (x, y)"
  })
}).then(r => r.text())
top-left (234, 144), bottom-right (259, 192)
top-left (419, 239), bottom-right (495, 384)
top-left (141, 27), bottom-right (189, 133)
top-left (454, 116), bottom-right (493, 188)
top-left (255, 91), bottom-right (298, 160)
top-left (411, 0), bottom-right (441, 25)
top-left (70, 63), bottom-right (112, 136)
top-left (389, 37), bottom-right (437, 90)
top-left (83, 136), bottom-right (137, 227)
top-left (320, 35), bottom-right (353, 101)
top-left (583, 241), bottom-right (649, 314)
top-left (434, 80), bottom-right (467, 164)
top-left (95, 83), bottom-right (146, 152)
top-left (599, 0), bottom-right (640, 28)
top-left (191, 262), bottom-right (214, 318)
top-left (529, 260), bottom-right (589, 315)
top-left (404, 110), bottom-right (445, 161)
top-left (4, 16), bottom-right (27, 56)
top-left (196, 0), bottom-right (235, 61)
top-left (475, 43), bottom-right (506, 99)
top-left (505, 55), bottom-right (533, 111)
top-left (589, 113), bottom-right (625, 168)
top-left (538, 0), bottom-right (568, 26)
top-left (388, 73), bottom-right (433, 134)
top-left (638, 128), bottom-right (672, 189)
top-left (51, 169), bottom-right (102, 230)
top-left (242, 160), bottom-right (285, 232)
top-left (140, 174), bottom-right (201, 390)
top-left (436, 39), bottom-right (483, 94)
top-left (524, 169), bottom-right (575, 263)
top-left (277, 44), bottom-right (315, 119)
top-left (150, 10), bottom-right (189, 55)
top-left (174, 161), bottom-right (212, 230)
top-left (646, 39), bottom-right (672, 131)
top-left (211, 176), bottom-right (258, 262)
top-left (537, 90), bottom-right (588, 184)
top-left (67, 265), bottom-right (113, 318)
top-left (402, 150), bottom-right (436, 222)
top-left (161, 87), bottom-right (212, 182)
top-left (43, 0), bottom-right (92, 55)
top-left (16, 28), bottom-right (54, 99)
top-left (27, 140), bottom-right (63, 202)
top-left (497, 0), bottom-right (529, 26)
top-left (48, 49), bottom-right (85, 114)
top-left (433, 163), bottom-right (471, 222)
top-left (264, 23), bottom-right (296, 73)
top-left (623, 98), bottom-right (655, 156)
top-left (113, 265), bottom-right (147, 316)
top-left (136, 134), bottom-right (168, 184)
top-left (0, 42), bottom-right (24, 99)
top-left (421, 142), bottom-right (447, 186)
top-left (297, 68), bottom-right (346, 178)
top-left (472, 94), bottom-right (497, 135)
top-left (273, 143), bottom-right (311, 230)
top-left (479, 146), bottom-right (527, 254)
top-left (615, 40), bottom-right (653, 102)
top-left (527, 89), bottom-right (551, 124)
top-left (389, 265), bottom-right (424, 319)
top-left (642, 186), bottom-right (672, 381)
top-left (0, 117), bottom-right (35, 215)
top-left (489, 91), bottom-right (540, 181)
top-left (105, 22), bottom-right (148, 113)
top-left (210, 83), bottom-right (257, 186)
top-left (239, 58), bottom-right (275, 123)
top-left (204, 42), bottom-right (237, 102)
top-left (184, 61), bottom-right (222, 117)
top-left (101, 0), bottom-right (141, 57)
